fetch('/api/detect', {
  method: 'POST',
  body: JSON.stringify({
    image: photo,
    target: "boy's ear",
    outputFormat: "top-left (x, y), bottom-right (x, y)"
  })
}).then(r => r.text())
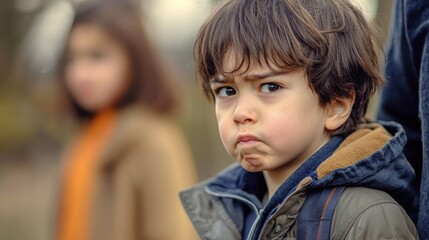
top-left (324, 92), bottom-right (355, 131)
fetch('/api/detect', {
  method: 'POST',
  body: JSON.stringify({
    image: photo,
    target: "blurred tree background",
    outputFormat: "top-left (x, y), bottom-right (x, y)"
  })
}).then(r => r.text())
top-left (0, 0), bottom-right (392, 239)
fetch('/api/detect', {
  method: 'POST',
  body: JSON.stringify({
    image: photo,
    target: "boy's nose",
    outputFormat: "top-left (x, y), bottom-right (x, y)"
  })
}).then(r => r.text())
top-left (233, 96), bottom-right (257, 125)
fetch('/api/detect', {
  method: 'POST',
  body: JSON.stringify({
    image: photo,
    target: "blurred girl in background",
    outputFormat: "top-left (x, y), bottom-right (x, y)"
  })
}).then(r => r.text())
top-left (56, 0), bottom-right (197, 239)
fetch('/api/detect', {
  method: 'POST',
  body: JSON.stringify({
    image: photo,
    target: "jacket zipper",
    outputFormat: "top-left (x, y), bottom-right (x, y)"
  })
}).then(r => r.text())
top-left (247, 184), bottom-right (311, 240)
top-left (205, 180), bottom-right (311, 240)
top-left (246, 209), bottom-right (264, 240)
top-left (205, 187), bottom-right (262, 239)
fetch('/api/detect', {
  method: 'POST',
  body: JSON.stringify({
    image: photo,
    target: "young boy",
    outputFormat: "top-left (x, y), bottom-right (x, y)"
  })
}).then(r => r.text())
top-left (180, 0), bottom-right (418, 239)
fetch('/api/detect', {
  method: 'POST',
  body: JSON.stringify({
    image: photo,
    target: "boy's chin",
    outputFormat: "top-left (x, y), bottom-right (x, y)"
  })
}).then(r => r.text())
top-left (239, 158), bottom-right (264, 172)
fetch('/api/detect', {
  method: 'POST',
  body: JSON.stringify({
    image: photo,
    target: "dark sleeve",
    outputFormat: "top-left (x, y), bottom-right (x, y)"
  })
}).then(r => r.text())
top-left (418, 26), bottom-right (429, 240)
top-left (377, 0), bottom-right (422, 176)
top-left (377, 0), bottom-right (429, 238)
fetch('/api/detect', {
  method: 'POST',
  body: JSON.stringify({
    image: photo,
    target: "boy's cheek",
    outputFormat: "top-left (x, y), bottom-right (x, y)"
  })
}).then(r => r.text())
top-left (218, 122), bottom-right (235, 152)
top-left (218, 124), bottom-right (229, 143)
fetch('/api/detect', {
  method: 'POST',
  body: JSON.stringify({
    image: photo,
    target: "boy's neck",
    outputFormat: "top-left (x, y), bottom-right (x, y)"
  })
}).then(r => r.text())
top-left (263, 137), bottom-right (330, 198)
top-left (263, 161), bottom-right (303, 199)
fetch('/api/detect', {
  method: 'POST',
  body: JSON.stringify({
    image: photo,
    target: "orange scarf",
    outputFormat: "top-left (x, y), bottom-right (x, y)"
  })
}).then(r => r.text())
top-left (58, 110), bottom-right (117, 240)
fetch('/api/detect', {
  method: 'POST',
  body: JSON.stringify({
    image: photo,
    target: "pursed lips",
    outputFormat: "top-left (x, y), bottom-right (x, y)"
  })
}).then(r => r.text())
top-left (235, 134), bottom-right (261, 147)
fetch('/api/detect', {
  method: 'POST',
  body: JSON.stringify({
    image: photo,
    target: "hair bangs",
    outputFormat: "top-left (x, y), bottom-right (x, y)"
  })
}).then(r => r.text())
top-left (195, 0), bottom-right (325, 99)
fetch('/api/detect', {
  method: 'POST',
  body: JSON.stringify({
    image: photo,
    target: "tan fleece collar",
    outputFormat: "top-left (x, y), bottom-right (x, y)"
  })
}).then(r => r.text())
top-left (316, 123), bottom-right (392, 179)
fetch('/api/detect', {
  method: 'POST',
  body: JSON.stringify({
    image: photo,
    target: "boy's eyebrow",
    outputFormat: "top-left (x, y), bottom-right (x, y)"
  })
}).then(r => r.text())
top-left (244, 71), bottom-right (285, 81)
top-left (210, 76), bottom-right (230, 84)
top-left (210, 71), bottom-right (285, 84)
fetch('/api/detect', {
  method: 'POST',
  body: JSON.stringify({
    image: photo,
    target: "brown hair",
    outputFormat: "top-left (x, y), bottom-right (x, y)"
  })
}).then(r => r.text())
top-left (195, 0), bottom-right (384, 135)
top-left (59, 0), bottom-right (178, 119)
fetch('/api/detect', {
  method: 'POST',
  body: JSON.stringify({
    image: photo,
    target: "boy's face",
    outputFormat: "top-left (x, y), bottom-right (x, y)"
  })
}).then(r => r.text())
top-left (210, 53), bottom-right (331, 173)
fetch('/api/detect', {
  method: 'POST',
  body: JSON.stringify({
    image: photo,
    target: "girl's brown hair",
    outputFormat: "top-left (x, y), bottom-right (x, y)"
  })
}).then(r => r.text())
top-left (60, 0), bottom-right (178, 119)
top-left (195, 0), bottom-right (384, 135)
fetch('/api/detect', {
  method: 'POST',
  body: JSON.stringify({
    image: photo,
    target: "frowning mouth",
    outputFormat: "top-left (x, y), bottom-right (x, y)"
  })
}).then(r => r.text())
top-left (235, 134), bottom-right (261, 146)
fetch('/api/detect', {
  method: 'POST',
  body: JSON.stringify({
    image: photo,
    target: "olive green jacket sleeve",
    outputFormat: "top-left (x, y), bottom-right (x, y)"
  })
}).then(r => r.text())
top-left (331, 187), bottom-right (418, 240)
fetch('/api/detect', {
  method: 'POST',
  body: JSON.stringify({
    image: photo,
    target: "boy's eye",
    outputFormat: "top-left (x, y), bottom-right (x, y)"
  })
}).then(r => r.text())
top-left (216, 86), bottom-right (236, 97)
top-left (260, 83), bottom-right (281, 93)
